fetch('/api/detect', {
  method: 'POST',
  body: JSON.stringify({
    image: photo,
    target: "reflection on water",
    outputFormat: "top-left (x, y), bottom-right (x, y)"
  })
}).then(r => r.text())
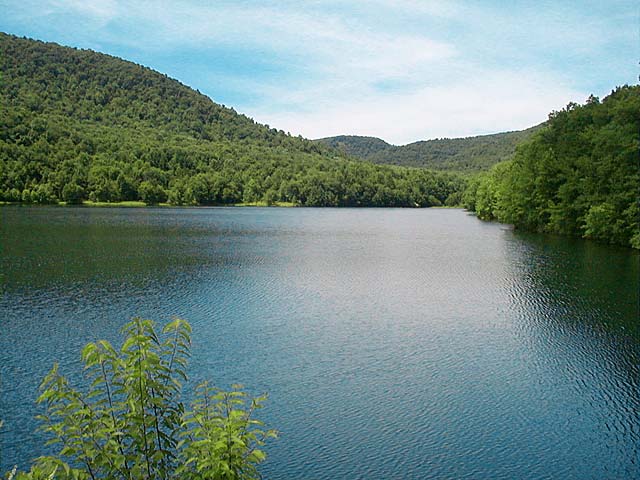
top-left (504, 232), bottom-right (639, 475)
top-left (1, 206), bottom-right (638, 479)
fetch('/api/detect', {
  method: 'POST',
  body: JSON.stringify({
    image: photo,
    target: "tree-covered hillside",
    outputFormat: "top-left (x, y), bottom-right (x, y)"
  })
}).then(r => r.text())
top-left (318, 127), bottom-right (540, 173)
top-left (0, 33), bottom-right (465, 207)
top-left (316, 135), bottom-right (393, 158)
top-left (465, 86), bottom-right (639, 248)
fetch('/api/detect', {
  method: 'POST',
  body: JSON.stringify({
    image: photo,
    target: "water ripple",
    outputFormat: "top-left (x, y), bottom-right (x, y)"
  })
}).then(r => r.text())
top-left (0, 207), bottom-right (638, 479)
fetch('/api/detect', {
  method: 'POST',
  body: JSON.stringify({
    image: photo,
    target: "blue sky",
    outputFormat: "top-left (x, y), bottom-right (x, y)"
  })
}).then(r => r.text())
top-left (1, 0), bottom-right (637, 144)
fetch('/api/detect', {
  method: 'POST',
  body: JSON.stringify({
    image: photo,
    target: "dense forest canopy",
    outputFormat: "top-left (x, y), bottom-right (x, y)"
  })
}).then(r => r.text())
top-left (317, 127), bottom-right (540, 173)
top-left (464, 86), bottom-right (639, 248)
top-left (0, 33), bottom-right (465, 207)
top-left (316, 135), bottom-right (393, 159)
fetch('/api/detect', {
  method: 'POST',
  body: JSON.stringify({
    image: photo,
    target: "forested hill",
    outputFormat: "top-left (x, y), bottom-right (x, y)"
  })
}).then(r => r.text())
top-left (316, 135), bottom-right (393, 158)
top-left (0, 33), bottom-right (465, 207)
top-left (0, 32), bottom-right (326, 152)
top-left (317, 127), bottom-right (540, 173)
top-left (466, 86), bottom-right (639, 249)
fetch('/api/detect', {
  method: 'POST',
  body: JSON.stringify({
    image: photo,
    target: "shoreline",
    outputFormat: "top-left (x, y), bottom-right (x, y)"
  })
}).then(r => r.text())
top-left (0, 201), bottom-right (464, 209)
top-left (0, 200), bottom-right (299, 208)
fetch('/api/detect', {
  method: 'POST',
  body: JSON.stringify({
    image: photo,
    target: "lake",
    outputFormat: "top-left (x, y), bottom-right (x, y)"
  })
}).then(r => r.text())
top-left (0, 206), bottom-right (638, 479)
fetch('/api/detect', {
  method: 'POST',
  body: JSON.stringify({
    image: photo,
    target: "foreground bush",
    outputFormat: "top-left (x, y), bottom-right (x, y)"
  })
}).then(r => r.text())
top-left (5, 318), bottom-right (276, 479)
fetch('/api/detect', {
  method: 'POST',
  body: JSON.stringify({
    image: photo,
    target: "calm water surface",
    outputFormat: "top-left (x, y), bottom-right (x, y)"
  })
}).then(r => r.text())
top-left (0, 207), bottom-right (638, 479)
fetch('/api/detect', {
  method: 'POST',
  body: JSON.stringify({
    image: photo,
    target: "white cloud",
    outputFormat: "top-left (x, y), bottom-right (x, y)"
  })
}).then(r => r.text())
top-left (51, 0), bottom-right (119, 24)
top-left (249, 69), bottom-right (586, 144)
top-left (108, 1), bottom-right (456, 77)
top-left (369, 0), bottom-right (461, 18)
top-left (14, 0), bottom-right (630, 143)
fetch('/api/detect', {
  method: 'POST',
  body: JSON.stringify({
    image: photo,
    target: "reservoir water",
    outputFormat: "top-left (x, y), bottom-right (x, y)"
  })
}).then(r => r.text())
top-left (0, 206), bottom-right (638, 479)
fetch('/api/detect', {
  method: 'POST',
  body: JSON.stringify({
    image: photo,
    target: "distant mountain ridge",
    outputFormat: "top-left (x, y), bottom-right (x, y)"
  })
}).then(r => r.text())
top-left (318, 135), bottom-right (393, 158)
top-left (317, 126), bottom-right (541, 173)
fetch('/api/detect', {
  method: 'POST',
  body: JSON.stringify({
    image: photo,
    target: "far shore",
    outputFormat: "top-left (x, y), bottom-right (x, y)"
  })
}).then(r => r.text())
top-left (0, 201), bottom-right (464, 209)
top-left (0, 200), bottom-right (298, 208)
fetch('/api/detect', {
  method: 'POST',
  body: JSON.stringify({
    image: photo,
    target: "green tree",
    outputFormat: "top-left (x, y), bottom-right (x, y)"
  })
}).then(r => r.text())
top-left (138, 181), bottom-right (167, 205)
top-left (31, 184), bottom-right (57, 204)
top-left (61, 183), bottom-right (85, 204)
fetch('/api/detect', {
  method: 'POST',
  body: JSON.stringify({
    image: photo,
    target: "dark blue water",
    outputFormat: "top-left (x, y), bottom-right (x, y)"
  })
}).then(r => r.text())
top-left (1, 207), bottom-right (638, 479)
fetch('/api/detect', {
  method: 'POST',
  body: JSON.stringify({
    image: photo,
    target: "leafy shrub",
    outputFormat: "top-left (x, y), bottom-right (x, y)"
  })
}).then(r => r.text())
top-left (6, 318), bottom-right (276, 479)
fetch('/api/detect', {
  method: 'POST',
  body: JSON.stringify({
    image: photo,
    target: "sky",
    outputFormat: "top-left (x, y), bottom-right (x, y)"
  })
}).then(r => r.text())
top-left (1, 1), bottom-right (637, 144)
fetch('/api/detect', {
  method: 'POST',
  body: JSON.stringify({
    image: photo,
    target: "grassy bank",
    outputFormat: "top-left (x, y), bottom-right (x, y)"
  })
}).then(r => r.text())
top-left (1, 200), bottom-right (299, 208)
top-left (79, 200), bottom-right (298, 207)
